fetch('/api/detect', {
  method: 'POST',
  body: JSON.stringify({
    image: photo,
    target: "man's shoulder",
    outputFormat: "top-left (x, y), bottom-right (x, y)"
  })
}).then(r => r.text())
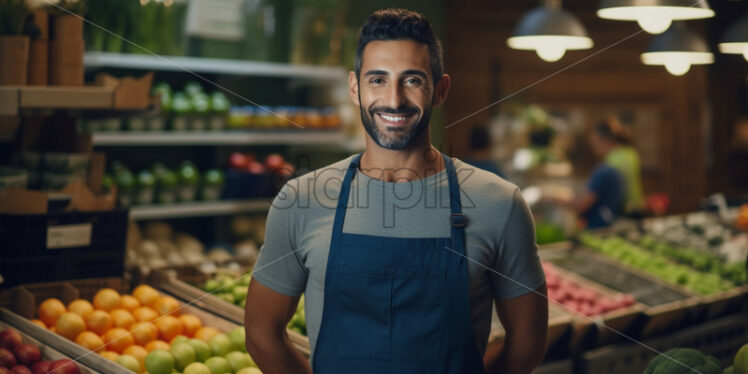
top-left (453, 158), bottom-right (518, 197)
top-left (273, 155), bottom-right (355, 210)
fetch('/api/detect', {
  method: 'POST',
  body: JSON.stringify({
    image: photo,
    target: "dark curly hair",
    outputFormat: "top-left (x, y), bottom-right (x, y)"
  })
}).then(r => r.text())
top-left (354, 8), bottom-right (444, 83)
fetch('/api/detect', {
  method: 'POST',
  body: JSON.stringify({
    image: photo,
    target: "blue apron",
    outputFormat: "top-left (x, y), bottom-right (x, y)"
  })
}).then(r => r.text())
top-left (312, 153), bottom-right (485, 374)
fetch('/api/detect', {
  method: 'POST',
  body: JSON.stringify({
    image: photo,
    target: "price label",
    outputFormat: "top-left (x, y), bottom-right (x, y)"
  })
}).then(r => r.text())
top-left (186, 0), bottom-right (245, 40)
top-left (47, 223), bottom-right (92, 249)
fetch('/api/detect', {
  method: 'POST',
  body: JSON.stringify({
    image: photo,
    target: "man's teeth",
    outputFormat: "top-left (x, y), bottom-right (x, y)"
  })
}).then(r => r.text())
top-left (380, 114), bottom-right (407, 122)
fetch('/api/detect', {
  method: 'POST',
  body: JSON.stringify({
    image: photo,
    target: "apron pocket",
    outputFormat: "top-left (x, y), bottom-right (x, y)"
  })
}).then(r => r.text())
top-left (390, 268), bottom-right (445, 360)
top-left (333, 265), bottom-right (392, 360)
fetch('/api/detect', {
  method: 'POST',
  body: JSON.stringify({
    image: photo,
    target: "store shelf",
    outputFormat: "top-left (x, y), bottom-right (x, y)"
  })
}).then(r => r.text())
top-left (129, 199), bottom-right (271, 220)
top-left (84, 52), bottom-right (347, 81)
top-left (93, 130), bottom-right (347, 146)
top-left (0, 86), bottom-right (116, 115)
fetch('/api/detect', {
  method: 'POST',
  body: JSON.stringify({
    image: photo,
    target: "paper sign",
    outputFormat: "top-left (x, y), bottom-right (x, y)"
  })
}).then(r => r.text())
top-left (186, 0), bottom-right (245, 40)
top-left (47, 223), bottom-right (92, 249)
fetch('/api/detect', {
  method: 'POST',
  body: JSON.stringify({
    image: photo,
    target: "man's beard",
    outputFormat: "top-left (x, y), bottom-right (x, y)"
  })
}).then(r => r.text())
top-left (359, 96), bottom-right (432, 150)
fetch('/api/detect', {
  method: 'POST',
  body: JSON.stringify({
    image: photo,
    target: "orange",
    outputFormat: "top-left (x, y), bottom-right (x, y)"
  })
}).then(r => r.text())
top-left (154, 296), bottom-right (181, 317)
top-left (99, 350), bottom-right (119, 361)
top-left (85, 310), bottom-right (113, 335)
top-left (49, 326), bottom-right (56, 333)
top-left (178, 314), bottom-right (202, 338)
top-left (193, 326), bottom-right (220, 342)
top-left (38, 298), bottom-right (66, 327)
top-left (75, 331), bottom-right (105, 352)
top-left (30, 319), bottom-right (46, 329)
top-left (132, 307), bottom-right (159, 323)
top-left (120, 295), bottom-right (140, 311)
top-left (93, 288), bottom-right (121, 311)
top-left (110, 308), bottom-right (135, 329)
top-left (144, 340), bottom-right (170, 352)
top-left (102, 328), bottom-right (134, 353)
top-left (67, 299), bottom-right (94, 317)
top-left (132, 285), bottom-right (160, 307)
top-left (55, 312), bottom-right (86, 340)
top-left (122, 345), bottom-right (148, 369)
top-left (130, 322), bottom-right (158, 346)
top-left (154, 315), bottom-right (182, 342)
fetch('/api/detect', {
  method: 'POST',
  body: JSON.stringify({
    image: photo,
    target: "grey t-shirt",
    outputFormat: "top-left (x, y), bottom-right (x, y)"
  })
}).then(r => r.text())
top-left (252, 155), bottom-right (545, 357)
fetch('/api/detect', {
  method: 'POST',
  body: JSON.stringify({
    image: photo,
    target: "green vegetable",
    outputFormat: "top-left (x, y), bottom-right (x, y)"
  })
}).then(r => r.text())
top-left (157, 169), bottom-right (178, 188)
top-left (644, 348), bottom-right (722, 374)
top-left (115, 169), bottom-right (135, 190)
top-left (203, 169), bottom-right (225, 186)
top-left (210, 92), bottom-right (231, 114)
top-left (192, 93), bottom-right (210, 115)
top-left (171, 92), bottom-right (193, 115)
top-left (137, 169), bottom-right (156, 188)
top-left (184, 82), bottom-right (204, 97)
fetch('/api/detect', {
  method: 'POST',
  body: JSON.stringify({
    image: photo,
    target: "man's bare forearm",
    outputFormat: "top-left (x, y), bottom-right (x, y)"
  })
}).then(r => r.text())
top-left (483, 335), bottom-right (545, 374)
top-left (246, 329), bottom-right (313, 374)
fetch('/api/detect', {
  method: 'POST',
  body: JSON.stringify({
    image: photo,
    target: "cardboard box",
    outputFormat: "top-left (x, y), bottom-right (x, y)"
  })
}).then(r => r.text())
top-left (95, 72), bottom-right (154, 110)
top-left (51, 15), bottom-right (83, 41)
top-left (0, 36), bottom-right (29, 85)
top-left (28, 39), bottom-right (48, 86)
top-left (0, 181), bottom-right (115, 215)
top-left (19, 86), bottom-right (113, 109)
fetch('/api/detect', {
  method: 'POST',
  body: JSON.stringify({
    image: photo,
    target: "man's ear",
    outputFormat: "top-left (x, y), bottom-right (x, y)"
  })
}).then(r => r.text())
top-left (432, 74), bottom-right (451, 108)
top-left (349, 71), bottom-right (360, 106)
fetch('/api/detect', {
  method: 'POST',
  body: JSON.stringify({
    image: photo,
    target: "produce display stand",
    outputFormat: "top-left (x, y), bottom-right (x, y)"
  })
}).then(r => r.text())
top-left (147, 266), bottom-right (311, 357)
top-left (578, 313), bottom-right (748, 374)
top-left (489, 304), bottom-right (574, 359)
top-left (0, 318), bottom-right (100, 374)
top-left (540, 246), bottom-right (702, 339)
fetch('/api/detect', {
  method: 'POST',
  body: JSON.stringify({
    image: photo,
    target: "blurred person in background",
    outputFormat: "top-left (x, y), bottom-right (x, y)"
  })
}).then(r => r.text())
top-left (463, 125), bottom-right (507, 180)
top-left (601, 116), bottom-right (646, 217)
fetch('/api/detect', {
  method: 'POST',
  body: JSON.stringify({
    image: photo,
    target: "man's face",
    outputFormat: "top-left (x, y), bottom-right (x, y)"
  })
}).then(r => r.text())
top-left (349, 40), bottom-right (448, 150)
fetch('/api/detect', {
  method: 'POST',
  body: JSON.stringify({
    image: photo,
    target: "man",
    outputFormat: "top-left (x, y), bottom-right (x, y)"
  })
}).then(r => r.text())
top-left (245, 8), bottom-right (548, 374)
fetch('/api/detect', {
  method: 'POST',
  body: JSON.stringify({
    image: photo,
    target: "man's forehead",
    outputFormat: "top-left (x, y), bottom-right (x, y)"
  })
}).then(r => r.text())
top-left (361, 40), bottom-right (430, 74)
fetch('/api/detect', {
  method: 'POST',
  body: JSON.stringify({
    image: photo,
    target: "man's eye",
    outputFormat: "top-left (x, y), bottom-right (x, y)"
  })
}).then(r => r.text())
top-left (404, 78), bottom-right (423, 86)
top-left (370, 78), bottom-right (385, 84)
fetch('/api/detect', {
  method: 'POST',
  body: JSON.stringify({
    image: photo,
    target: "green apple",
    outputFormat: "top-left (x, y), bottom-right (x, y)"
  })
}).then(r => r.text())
top-left (145, 350), bottom-right (175, 374)
top-left (236, 367), bottom-right (262, 374)
top-left (225, 351), bottom-right (253, 373)
top-left (204, 356), bottom-right (232, 374)
top-left (116, 354), bottom-right (141, 373)
top-left (172, 335), bottom-right (189, 346)
top-left (216, 293), bottom-right (235, 304)
top-left (170, 342), bottom-right (197, 371)
top-left (735, 343), bottom-right (748, 374)
top-left (209, 333), bottom-right (232, 357)
top-left (203, 279), bottom-right (221, 293)
top-left (232, 286), bottom-right (248, 303)
top-left (228, 327), bottom-right (247, 353)
top-left (183, 362), bottom-right (212, 374)
top-left (187, 338), bottom-right (212, 362)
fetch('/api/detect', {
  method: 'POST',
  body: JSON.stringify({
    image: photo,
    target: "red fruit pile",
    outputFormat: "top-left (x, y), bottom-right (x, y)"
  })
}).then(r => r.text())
top-left (0, 328), bottom-right (80, 374)
top-left (543, 262), bottom-right (636, 317)
top-left (228, 152), bottom-right (294, 176)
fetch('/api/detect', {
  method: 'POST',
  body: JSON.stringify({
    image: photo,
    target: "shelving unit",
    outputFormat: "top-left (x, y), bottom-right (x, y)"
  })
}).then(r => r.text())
top-left (129, 199), bottom-right (271, 221)
top-left (84, 52), bottom-right (347, 81)
top-left (93, 130), bottom-right (346, 146)
top-left (0, 86), bottom-right (117, 116)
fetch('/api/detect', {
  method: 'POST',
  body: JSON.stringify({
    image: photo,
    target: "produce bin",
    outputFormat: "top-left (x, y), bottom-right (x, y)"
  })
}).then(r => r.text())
top-left (0, 318), bottom-right (100, 374)
top-left (542, 246), bottom-right (702, 338)
top-left (489, 304), bottom-right (573, 360)
top-left (148, 267), bottom-right (311, 357)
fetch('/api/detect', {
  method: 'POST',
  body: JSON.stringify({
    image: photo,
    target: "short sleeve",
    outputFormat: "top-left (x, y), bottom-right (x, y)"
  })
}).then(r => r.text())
top-left (490, 188), bottom-right (546, 300)
top-left (251, 182), bottom-right (308, 297)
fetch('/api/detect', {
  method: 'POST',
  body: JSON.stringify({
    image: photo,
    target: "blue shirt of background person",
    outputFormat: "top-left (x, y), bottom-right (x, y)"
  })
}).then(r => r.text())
top-left (463, 125), bottom-right (507, 180)
top-left (584, 165), bottom-right (624, 229)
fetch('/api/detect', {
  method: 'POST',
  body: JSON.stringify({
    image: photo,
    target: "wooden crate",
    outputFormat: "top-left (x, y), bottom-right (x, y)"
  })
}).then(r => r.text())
top-left (0, 318), bottom-right (100, 374)
top-left (148, 267), bottom-right (311, 357)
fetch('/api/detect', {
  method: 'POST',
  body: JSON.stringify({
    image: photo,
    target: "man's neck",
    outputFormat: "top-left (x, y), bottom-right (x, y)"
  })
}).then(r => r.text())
top-left (359, 135), bottom-right (444, 183)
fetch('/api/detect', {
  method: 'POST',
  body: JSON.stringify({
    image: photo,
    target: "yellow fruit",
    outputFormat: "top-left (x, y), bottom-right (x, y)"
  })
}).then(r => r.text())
top-left (131, 322), bottom-right (158, 346)
top-left (132, 307), bottom-right (159, 323)
top-left (67, 299), bottom-right (94, 317)
top-left (38, 298), bottom-right (66, 327)
top-left (55, 312), bottom-right (86, 340)
top-left (178, 314), bottom-right (202, 338)
top-left (75, 331), bottom-right (105, 352)
top-left (144, 340), bottom-right (170, 352)
top-left (93, 288), bottom-right (121, 311)
top-left (120, 295), bottom-right (141, 311)
top-left (85, 310), bottom-right (113, 335)
top-left (132, 285), bottom-right (160, 307)
top-left (193, 326), bottom-right (220, 342)
top-left (110, 308), bottom-right (135, 329)
top-left (154, 296), bottom-right (181, 317)
top-left (30, 319), bottom-right (46, 329)
top-left (122, 345), bottom-right (148, 369)
top-left (154, 315), bottom-right (183, 342)
top-left (99, 350), bottom-right (119, 361)
top-left (102, 328), bottom-right (134, 353)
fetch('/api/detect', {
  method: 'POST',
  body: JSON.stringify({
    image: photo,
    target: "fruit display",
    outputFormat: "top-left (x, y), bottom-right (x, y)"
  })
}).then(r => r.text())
top-left (224, 153), bottom-right (295, 199)
top-left (227, 106), bottom-right (341, 130)
top-left (643, 348), bottom-right (722, 374)
top-left (165, 83), bottom-right (231, 132)
top-left (17, 152), bottom-right (90, 191)
top-left (737, 205), bottom-right (748, 232)
top-left (543, 262), bottom-right (635, 317)
top-left (732, 342), bottom-right (748, 374)
top-left (32, 285), bottom-right (262, 374)
top-left (0, 326), bottom-right (82, 374)
top-left (109, 161), bottom-right (225, 207)
top-left (579, 232), bottom-right (735, 295)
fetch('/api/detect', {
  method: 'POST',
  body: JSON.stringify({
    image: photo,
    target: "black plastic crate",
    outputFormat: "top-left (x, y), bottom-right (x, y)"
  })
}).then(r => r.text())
top-left (0, 209), bottom-right (127, 287)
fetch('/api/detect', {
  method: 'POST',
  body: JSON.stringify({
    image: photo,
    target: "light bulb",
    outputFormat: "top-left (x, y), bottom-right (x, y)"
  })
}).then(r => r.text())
top-left (536, 46), bottom-right (566, 62)
top-left (637, 15), bottom-right (671, 34)
top-left (665, 59), bottom-right (690, 76)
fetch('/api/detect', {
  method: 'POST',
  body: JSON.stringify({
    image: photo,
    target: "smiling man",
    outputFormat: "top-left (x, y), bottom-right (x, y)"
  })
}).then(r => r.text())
top-left (244, 8), bottom-right (548, 374)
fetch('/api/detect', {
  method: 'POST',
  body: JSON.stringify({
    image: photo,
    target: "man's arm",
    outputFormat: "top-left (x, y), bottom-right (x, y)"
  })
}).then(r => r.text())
top-left (244, 280), bottom-right (313, 374)
top-left (483, 284), bottom-right (548, 374)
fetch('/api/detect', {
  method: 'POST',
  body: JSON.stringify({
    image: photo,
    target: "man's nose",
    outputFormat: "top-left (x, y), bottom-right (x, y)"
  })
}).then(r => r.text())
top-left (384, 82), bottom-right (406, 109)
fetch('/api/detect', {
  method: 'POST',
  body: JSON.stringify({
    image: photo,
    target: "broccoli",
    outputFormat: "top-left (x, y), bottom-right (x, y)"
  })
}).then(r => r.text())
top-left (644, 348), bottom-right (722, 374)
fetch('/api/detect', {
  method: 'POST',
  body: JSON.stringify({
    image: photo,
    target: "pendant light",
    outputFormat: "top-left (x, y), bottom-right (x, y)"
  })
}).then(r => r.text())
top-left (598, 0), bottom-right (714, 34)
top-left (640, 22), bottom-right (713, 76)
top-left (719, 14), bottom-right (748, 61)
top-left (507, 0), bottom-right (593, 62)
